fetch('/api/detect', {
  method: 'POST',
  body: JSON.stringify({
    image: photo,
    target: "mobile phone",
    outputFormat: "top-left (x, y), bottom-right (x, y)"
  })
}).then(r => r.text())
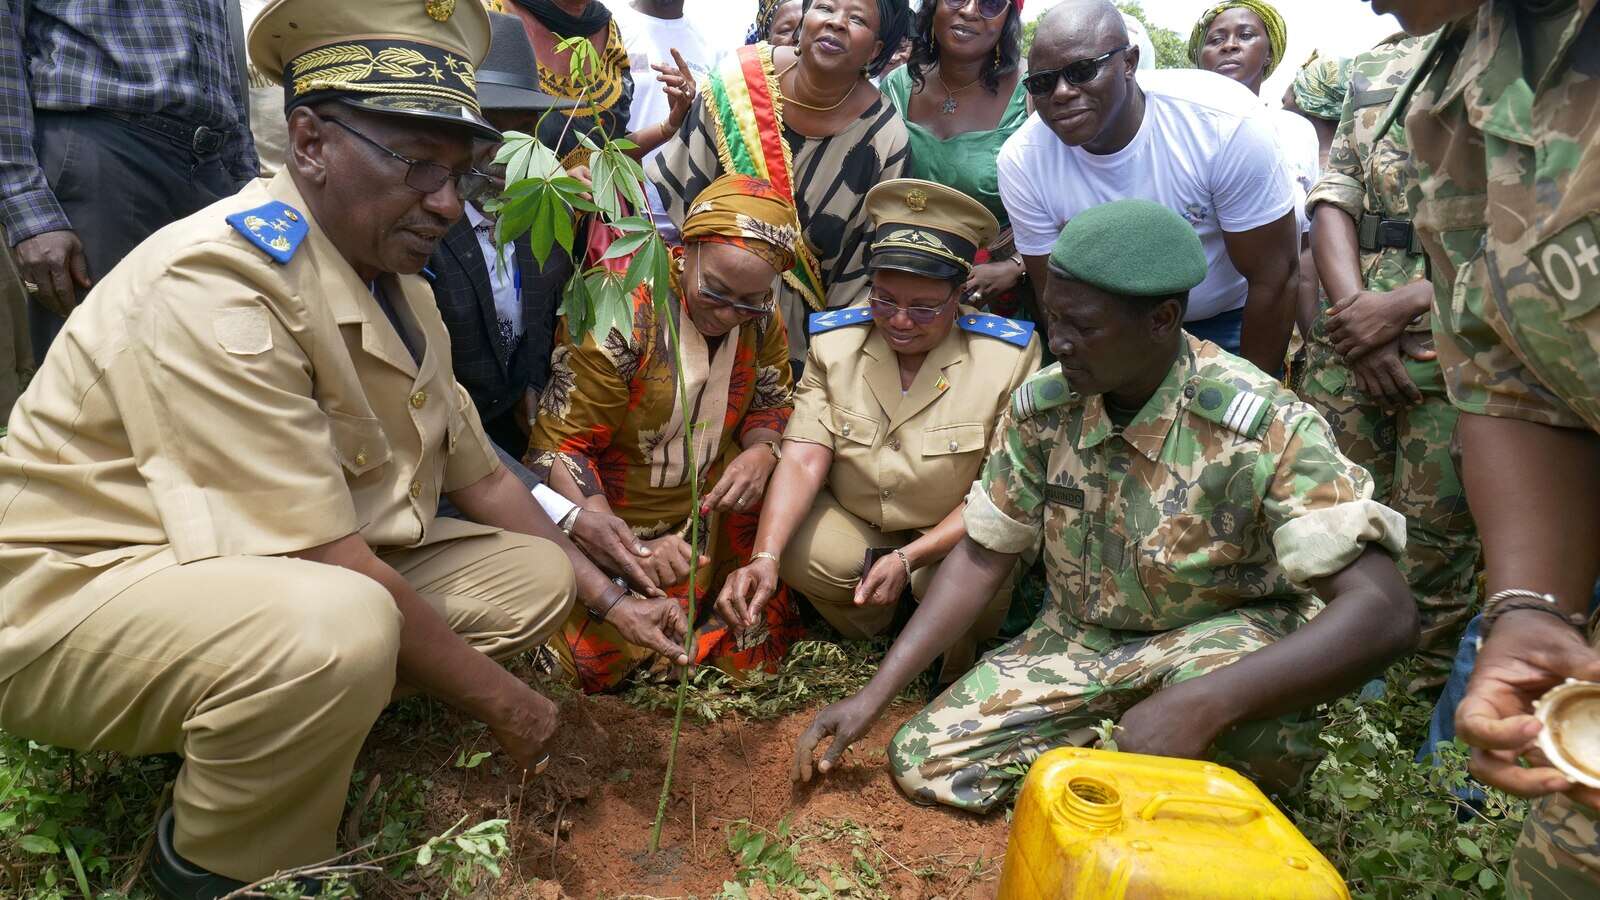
top-left (862, 546), bottom-right (895, 574)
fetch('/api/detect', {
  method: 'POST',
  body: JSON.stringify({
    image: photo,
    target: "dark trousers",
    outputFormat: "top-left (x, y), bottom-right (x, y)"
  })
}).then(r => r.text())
top-left (1183, 305), bottom-right (1246, 356)
top-left (27, 112), bottom-right (245, 358)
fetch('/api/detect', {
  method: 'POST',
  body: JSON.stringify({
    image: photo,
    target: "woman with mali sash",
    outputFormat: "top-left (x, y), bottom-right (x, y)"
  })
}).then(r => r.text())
top-left (528, 175), bottom-right (804, 693)
top-left (650, 0), bottom-right (914, 375)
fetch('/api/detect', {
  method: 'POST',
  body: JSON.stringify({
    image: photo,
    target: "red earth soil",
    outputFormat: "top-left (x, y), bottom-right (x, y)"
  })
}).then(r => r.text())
top-left (363, 695), bottom-right (1012, 898)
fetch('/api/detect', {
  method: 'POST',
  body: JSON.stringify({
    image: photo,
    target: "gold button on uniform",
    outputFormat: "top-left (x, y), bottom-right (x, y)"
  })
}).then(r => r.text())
top-left (409, 479), bottom-right (422, 498)
top-left (888, 438), bottom-right (900, 451)
top-left (948, 440), bottom-right (959, 452)
top-left (841, 423), bottom-right (852, 436)
top-left (410, 390), bottom-right (428, 409)
top-left (354, 449), bottom-right (368, 467)
top-left (881, 489), bottom-right (892, 499)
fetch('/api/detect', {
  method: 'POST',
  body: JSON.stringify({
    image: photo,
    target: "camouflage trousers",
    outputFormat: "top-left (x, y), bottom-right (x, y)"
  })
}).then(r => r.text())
top-left (887, 599), bottom-right (1324, 812)
top-left (1299, 336), bottom-right (1479, 688)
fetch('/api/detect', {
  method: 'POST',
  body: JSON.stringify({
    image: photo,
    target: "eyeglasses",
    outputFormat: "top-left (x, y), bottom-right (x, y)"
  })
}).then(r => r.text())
top-left (695, 247), bottom-right (776, 316)
top-left (941, 0), bottom-right (1011, 20)
top-left (324, 117), bottom-right (488, 195)
top-left (868, 292), bottom-right (955, 325)
top-left (1023, 44), bottom-right (1132, 96)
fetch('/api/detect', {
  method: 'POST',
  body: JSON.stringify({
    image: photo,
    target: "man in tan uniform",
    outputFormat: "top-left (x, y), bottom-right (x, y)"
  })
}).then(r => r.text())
top-left (0, 0), bottom-right (688, 895)
top-left (717, 180), bottom-right (1041, 682)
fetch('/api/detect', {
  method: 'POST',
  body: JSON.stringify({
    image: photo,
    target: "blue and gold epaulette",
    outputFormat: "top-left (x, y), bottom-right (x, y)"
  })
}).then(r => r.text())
top-left (1011, 364), bottom-right (1076, 421)
top-left (808, 306), bottom-right (873, 335)
top-left (1185, 377), bottom-right (1272, 439)
top-left (959, 313), bottom-right (1034, 348)
top-left (226, 201), bottom-right (308, 264)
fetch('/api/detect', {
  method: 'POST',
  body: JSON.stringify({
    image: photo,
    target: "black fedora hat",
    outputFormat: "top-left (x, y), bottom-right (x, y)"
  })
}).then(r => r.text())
top-left (480, 12), bottom-right (579, 112)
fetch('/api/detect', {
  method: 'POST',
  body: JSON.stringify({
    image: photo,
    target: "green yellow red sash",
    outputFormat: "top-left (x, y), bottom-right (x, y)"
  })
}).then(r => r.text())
top-left (704, 43), bottom-right (825, 311)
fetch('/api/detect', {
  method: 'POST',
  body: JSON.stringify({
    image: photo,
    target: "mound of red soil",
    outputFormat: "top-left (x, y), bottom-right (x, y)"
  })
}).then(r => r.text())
top-left (363, 695), bottom-right (1011, 898)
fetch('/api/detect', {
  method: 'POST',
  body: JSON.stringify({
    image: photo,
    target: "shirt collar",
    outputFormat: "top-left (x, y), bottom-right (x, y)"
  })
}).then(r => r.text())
top-left (464, 203), bottom-right (493, 233)
top-left (1076, 338), bottom-right (1195, 462)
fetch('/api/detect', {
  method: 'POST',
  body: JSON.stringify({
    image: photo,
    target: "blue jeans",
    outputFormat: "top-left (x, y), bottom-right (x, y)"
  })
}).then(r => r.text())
top-left (1183, 306), bottom-right (1245, 355)
top-left (1420, 614), bottom-right (1482, 761)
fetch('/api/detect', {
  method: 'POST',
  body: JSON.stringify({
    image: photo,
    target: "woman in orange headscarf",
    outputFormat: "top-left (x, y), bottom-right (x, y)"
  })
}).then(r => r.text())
top-left (528, 174), bottom-right (804, 692)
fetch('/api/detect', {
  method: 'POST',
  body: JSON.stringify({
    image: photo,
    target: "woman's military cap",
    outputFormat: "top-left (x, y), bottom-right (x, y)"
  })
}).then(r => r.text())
top-left (249, 0), bottom-right (500, 140)
top-left (866, 179), bottom-right (1000, 282)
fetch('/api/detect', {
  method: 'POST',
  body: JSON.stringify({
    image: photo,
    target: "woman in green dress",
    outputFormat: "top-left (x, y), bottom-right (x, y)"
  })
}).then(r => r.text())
top-left (879, 0), bottom-right (1029, 318)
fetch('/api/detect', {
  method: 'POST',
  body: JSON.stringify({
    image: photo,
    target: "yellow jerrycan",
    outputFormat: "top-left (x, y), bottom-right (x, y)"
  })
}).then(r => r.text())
top-left (997, 747), bottom-right (1349, 899)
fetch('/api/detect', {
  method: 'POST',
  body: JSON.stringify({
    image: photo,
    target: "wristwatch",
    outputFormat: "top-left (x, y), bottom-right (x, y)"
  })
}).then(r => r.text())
top-left (587, 577), bottom-right (631, 622)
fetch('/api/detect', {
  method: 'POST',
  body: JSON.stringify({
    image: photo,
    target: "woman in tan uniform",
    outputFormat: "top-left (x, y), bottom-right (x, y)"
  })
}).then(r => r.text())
top-left (716, 179), bottom-right (1041, 680)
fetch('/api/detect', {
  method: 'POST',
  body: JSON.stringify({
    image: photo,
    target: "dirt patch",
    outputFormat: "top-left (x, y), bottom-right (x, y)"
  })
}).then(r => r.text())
top-left (359, 695), bottom-right (1010, 898)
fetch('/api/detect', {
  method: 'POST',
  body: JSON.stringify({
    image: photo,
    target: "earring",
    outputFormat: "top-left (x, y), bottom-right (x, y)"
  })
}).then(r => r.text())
top-left (674, 255), bottom-right (686, 273)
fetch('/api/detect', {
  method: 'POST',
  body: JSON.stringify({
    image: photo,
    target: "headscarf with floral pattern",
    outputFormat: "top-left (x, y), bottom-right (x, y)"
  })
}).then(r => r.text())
top-left (681, 174), bottom-right (801, 275)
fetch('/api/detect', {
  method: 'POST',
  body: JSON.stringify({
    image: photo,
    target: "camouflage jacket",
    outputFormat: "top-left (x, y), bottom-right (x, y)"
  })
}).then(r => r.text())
top-left (1307, 34), bottom-right (1432, 297)
top-left (964, 336), bottom-right (1406, 633)
top-left (1398, 0), bottom-right (1600, 431)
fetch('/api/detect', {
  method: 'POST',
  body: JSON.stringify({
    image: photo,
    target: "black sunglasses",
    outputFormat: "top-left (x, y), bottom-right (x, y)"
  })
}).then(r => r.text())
top-left (324, 117), bottom-right (487, 195)
top-left (941, 0), bottom-right (1011, 20)
top-left (1023, 44), bottom-right (1133, 96)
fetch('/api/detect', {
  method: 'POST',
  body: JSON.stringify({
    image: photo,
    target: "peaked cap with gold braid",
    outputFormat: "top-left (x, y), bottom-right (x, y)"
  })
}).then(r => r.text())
top-left (249, 0), bottom-right (500, 140)
top-left (865, 179), bottom-right (1000, 283)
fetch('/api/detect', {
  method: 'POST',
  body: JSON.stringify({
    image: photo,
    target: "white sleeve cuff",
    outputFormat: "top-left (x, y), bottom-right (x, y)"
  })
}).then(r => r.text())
top-left (962, 481), bottom-right (1039, 555)
top-left (533, 483), bottom-right (578, 524)
top-left (1272, 499), bottom-right (1408, 584)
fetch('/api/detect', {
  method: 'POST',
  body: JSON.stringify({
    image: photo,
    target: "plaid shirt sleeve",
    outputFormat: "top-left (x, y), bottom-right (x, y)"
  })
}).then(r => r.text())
top-left (0, 0), bottom-right (70, 245)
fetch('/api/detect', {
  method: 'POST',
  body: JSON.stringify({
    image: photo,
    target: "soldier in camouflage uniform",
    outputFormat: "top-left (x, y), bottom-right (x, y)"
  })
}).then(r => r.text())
top-left (791, 199), bottom-right (1416, 812)
top-left (1300, 34), bottom-right (1479, 688)
top-left (1369, 0), bottom-right (1600, 895)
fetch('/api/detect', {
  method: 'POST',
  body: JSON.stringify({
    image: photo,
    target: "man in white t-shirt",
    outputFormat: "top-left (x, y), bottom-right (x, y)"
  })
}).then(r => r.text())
top-left (614, 1), bottom-right (718, 164)
top-left (999, 0), bottom-right (1299, 374)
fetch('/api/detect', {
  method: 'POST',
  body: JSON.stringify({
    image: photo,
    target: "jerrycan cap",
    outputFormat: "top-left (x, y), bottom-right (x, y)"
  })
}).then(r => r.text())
top-left (1534, 678), bottom-right (1600, 789)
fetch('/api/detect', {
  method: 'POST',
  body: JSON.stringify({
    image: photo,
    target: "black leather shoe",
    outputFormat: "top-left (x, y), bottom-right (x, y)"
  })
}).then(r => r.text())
top-left (147, 809), bottom-right (249, 900)
top-left (147, 809), bottom-right (353, 899)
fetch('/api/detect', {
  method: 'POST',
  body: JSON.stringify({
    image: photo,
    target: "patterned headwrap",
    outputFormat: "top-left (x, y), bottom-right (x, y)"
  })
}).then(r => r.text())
top-left (750, 0), bottom-right (785, 42)
top-left (1187, 1), bottom-right (1288, 80)
top-left (1292, 53), bottom-right (1353, 121)
top-left (682, 174), bottom-right (801, 274)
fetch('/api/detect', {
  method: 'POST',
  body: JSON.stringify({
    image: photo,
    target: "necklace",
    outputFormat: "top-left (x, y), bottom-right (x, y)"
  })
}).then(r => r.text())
top-left (777, 58), bottom-right (859, 113)
top-left (936, 66), bottom-right (983, 115)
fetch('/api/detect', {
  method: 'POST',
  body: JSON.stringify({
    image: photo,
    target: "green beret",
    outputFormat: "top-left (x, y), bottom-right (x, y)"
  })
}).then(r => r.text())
top-left (1049, 200), bottom-right (1207, 297)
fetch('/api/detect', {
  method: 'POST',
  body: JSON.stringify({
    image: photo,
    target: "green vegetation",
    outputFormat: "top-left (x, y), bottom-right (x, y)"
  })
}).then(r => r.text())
top-left (0, 648), bottom-right (1527, 898)
top-left (1021, 2), bottom-right (1189, 69)
top-left (623, 639), bottom-right (932, 724)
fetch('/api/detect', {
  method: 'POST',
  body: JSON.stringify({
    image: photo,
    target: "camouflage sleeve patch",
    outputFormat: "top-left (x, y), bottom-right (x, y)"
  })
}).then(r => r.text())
top-left (1263, 412), bottom-right (1408, 582)
top-left (1011, 363), bottom-right (1075, 421)
top-left (963, 481), bottom-right (1038, 554)
top-left (1305, 171), bottom-right (1366, 223)
top-left (1185, 377), bottom-right (1272, 439)
top-left (963, 405), bottom-right (1046, 554)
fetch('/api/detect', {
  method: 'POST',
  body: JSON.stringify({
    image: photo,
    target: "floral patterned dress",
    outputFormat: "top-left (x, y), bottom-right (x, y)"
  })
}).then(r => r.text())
top-left (528, 261), bottom-right (800, 691)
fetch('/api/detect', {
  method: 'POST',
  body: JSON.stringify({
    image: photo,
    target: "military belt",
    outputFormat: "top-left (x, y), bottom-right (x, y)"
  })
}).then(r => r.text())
top-left (1358, 213), bottom-right (1424, 255)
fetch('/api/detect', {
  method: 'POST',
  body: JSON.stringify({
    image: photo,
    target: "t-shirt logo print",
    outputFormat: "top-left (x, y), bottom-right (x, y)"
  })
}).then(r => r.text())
top-left (1181, 202), bottom-right (1210, 226)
